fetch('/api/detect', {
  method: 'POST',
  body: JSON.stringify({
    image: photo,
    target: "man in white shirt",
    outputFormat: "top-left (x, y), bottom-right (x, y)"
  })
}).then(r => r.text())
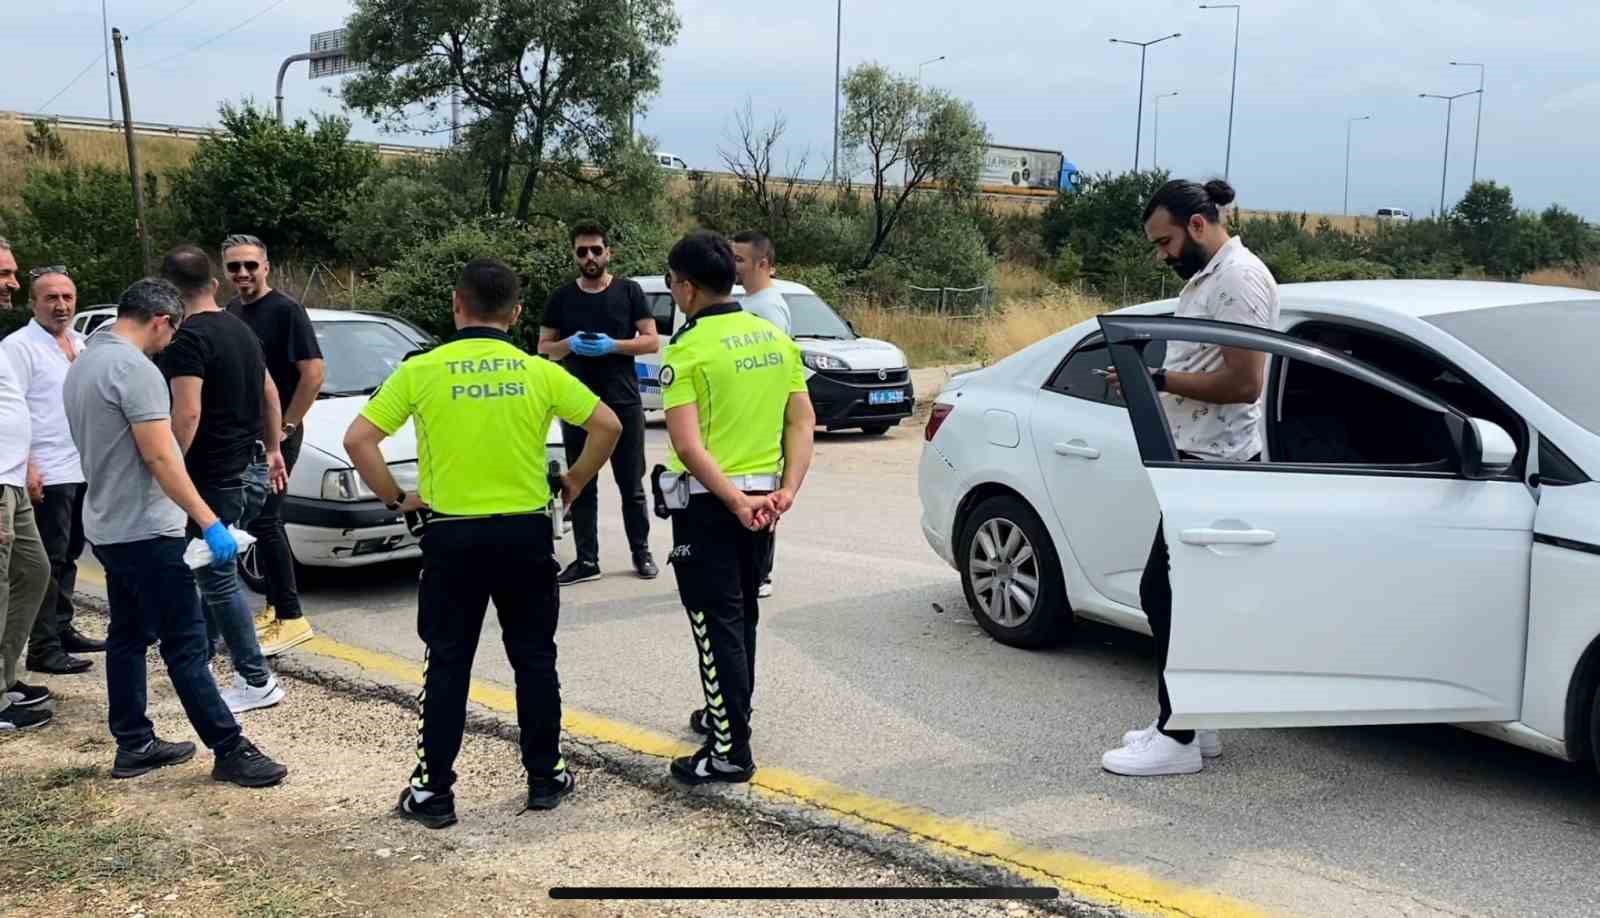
top-left (0, 342), bottom-right (53, 731)
top-left (2, 267), bottom-right (102, 678)
top-left (1101, 179), bottom-right (1280, 777)
top-left (732, 230), bottom-right (791, 599)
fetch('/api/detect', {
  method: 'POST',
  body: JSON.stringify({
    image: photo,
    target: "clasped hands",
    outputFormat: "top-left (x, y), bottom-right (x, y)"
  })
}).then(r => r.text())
top-left (729, 488), bottom-right (795, 532)
top-left (569, 333), bottom-right (618, 357)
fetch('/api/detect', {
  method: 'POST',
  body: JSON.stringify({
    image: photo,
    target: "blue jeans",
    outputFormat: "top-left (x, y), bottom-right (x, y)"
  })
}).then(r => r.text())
top-left (193, 460), bottom-right (271, 687)
top-left (95, 537), bottom-right (241, 755)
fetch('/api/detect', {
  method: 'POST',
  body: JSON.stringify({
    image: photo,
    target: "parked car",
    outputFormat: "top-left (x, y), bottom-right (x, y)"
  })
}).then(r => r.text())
top-left (919, 280), bottom-right (1600, 775)
top-left (1376, 207), bottom-right (1412, 223)
top-left (654, 152), bottom-right (689, 170)
top-left (631, 275), bottom-right (914, 434)
top-left (75, 306), bottom-right (570, 589)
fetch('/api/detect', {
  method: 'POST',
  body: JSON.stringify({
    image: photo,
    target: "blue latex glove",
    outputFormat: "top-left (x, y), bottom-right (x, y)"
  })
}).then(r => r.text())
top-left (204, 520), bottom-right (239, 564)
top-left (569, 336), bottom-right (598, 357)
top-left (573, 333), bottom-right (617, 357)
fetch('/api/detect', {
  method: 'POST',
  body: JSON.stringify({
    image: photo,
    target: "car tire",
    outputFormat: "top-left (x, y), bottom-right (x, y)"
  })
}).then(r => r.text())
top-left (957, 495), bottom-right (1070, 649)
top-left (861, 423), bottom-right (892, 436)
top-left (1590, 680), bottom-right (1600, 780)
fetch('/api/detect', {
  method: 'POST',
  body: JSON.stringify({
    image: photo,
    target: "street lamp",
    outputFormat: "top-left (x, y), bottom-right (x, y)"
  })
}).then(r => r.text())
top-left (1344, 114), bottom-right (1371, 216)
top-left (1420, 89), bottom-right (1481, 216)
top-left (1154, 91), bottom-right (1180, 170)
top-left (1110, 33), bottom-right (1181, 173)
top-left (918, 55), bottom-right (946, 83)
top-left (1450, 61), bottom-right (1485, 183)
top-left (1198, 4), bottom-right (1240, 180)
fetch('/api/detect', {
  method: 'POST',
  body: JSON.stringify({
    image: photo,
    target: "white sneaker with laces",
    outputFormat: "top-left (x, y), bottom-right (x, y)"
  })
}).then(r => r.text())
top-left (757, 580), bottom-right (773, 599)
top-left (1102, 729), bottom-right (1204, 777)
top-left (222, 673), bottom-right (286, 714)
top-left (1122, 720), bottom-right (1222, 758)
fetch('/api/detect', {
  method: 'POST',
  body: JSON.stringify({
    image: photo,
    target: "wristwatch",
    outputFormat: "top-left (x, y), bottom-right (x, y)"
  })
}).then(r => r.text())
top-left (1151, 368), bottom-right (1169, 392)
top-left (282, 421), bottom-right (299, 438)
top-left (385, 490), bottom-right (407, 511)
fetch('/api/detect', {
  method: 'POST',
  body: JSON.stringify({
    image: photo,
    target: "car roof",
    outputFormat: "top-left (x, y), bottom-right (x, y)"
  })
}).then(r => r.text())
top-left (77, 305), bottom-right (394, 322)
top-left (629, 275), bottom-right (817, 297)
top-left (1139, 280), bottom-right (1598, 320)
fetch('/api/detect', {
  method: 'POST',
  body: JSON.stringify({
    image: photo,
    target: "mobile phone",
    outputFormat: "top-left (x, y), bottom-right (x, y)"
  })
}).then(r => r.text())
top-left (578, 331), bottom-right (601, 340)
top-left (1092, 368), bottom-right (1112, 377)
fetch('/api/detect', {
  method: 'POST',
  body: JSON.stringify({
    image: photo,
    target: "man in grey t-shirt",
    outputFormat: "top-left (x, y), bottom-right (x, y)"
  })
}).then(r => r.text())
top-left (731, 230), bottom-right (791, 600)
top-left (63, 278), bottom-right (287, 788)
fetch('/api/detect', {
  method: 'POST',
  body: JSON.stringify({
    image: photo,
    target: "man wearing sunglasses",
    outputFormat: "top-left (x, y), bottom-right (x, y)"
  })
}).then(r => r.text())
top-left (3, 266), bottom-right (104, 680)
top-left (222, 234), bottom-right (324, 657)
top-left (538, 221), bottom-right (660, 587)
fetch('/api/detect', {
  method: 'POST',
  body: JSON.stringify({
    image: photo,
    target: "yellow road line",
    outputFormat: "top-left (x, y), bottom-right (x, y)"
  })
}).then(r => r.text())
top-left (75, 564), bottom-right (1266, 917)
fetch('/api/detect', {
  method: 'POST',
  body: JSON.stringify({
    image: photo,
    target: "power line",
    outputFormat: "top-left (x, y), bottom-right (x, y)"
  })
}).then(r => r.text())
top-left (145, 0), bottom-right (291, 70)
top-left (37, 51), bottom-right (108, 112)
top-left (135, 0), bottom-right (207, 36)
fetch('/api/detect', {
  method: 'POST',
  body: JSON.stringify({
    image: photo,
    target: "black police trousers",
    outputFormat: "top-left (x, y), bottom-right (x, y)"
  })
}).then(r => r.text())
top-left (670, 494), bottom-right (773, 764)
top-left (411, 513), bottom-right (564, 794)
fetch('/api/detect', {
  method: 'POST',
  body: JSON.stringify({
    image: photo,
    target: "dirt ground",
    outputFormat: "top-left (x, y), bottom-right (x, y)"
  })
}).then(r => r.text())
top-left (0, 621), bottom-right (1059, 918)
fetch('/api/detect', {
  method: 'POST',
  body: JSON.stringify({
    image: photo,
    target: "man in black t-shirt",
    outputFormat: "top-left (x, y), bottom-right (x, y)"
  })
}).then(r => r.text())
top-left (538, 221), bottom-right (660, 585)
top-left (222, 234), bottom-right (325, 657)
top-left (160, 246), bottom-right (289, 715)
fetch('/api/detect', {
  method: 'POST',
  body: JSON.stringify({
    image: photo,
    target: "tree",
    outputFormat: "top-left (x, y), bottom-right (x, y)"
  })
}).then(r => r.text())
top-left (840, 63), bottom-right (987, 270)
top-left (342, 0), bottom-right (680, 223)
top-left (167, 101), bottom-right (379, 262)
top-left (718, 100), bottom-right (818, 234)
top-left (1452, 180), bottom-right (1518, 277)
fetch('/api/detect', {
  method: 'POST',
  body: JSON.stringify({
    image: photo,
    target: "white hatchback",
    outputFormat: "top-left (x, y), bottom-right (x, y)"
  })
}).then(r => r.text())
top-left (918, 280), bottom-right (1600, 775)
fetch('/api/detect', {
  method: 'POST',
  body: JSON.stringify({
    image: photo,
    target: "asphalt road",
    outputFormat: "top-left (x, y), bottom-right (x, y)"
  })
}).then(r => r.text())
top-left (77, 418), bottom-right (1600, 917)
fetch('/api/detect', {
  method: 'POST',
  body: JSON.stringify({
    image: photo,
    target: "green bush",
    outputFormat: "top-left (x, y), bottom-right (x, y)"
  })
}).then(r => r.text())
top-left (777, 264), bottom-right (849, 306)
top-left (339, 156), bottom-right (485, 268)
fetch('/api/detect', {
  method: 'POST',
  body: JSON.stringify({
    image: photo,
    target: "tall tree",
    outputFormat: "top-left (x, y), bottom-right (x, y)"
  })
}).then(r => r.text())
top-left (839, 63), bottom-right (987, 269)
top-left (342, 0), bottom-right (680, 223)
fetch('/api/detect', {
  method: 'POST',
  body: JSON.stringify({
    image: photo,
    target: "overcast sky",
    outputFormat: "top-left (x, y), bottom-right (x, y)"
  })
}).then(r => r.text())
top-left (7, 0), bottom-right (1597, 219)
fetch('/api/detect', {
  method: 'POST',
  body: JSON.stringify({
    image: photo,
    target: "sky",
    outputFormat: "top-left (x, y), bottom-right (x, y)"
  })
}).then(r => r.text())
top-left (6, 0), bottom-right (1598, 220)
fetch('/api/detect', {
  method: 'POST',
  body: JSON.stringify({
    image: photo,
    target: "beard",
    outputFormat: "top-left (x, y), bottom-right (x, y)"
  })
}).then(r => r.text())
top-left (579, 261), bottom-right (604, 279)
top-left (1166, 236), bottom-right (1212, 280)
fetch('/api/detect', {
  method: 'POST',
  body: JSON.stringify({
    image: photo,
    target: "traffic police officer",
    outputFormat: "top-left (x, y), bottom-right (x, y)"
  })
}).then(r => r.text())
top-left (655, 231), bottom-right (815, 784)
top-left (343, 257), bottom-right (621, 828)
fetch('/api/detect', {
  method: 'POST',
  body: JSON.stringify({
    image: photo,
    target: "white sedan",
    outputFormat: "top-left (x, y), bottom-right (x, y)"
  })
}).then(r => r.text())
top-left (919, 280), bottom-right (1600, 775)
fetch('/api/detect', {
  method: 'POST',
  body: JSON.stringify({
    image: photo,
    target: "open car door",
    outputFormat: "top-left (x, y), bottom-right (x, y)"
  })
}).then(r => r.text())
top-left (1100, 314), bottom-right (1534, 731)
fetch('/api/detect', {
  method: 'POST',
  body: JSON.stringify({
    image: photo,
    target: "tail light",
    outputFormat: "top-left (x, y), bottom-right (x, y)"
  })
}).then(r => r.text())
top-left (925, 402), bottom-right (954, 441)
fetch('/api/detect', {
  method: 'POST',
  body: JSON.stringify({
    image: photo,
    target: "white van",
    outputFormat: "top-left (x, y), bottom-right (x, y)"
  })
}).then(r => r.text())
top-left (1376, 207), bottom-right (1411, 223)
top-left (631, 276), bottom-right (914, 434)
top-left (654, 153), bottom-right (689, 170)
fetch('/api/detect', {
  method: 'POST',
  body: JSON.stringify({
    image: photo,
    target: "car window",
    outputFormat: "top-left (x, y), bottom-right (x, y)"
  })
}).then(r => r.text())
top-left (1045, 334), bottom-right (1166, 408)
top-left (1271, 356), bottom-right (1456, 469)
top-left (785, 294), bottom-right (854, 340)
top-left (648, 294), bottom-right (675, 337)
top-left (315, 320), bottom-right (419, 396)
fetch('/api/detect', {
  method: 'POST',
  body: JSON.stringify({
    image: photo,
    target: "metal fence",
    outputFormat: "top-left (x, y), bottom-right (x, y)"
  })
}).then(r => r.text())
top-left (904, 285), bottom-right (993, 318)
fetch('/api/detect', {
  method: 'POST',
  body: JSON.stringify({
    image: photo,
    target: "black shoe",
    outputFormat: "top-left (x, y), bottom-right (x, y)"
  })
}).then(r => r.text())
top-left (0, 704), bottom-right (53, 732)
top-left (6, 681), bottom-right (51, 708)
top-left (27, 652), bottom-right (93, 675)
top-left (633, 551), bottom-right (659, 580)
top-left (557, 561), bottom-right (602, 586)
top-left (670, 747), bottom-right (755, 785)
top-left (212, 739), bottom-right (288, 788)
top-left (396, 787), bottom-right (458, 829)
top-left (61, 627), bottom-right (107, 654)
top-left (688, 707), bottom-right (710, 737)
top-left (112, 738), bottom-right (197, 778)
top-left (525, 770), bottom-right (577, 811)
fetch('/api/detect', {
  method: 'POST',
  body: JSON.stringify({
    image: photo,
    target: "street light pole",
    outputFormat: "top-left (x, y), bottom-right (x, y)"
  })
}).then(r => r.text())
top-left (1199, 4), bottom-right (1240, 180)
top-left (102, 0), bottom-right (115, 120)
top-left (1420, 89), bottom-right (1480, 216)
top-left (1111, 33), bottom-right (1181, 173)
top-left (1154, 91), bottom-right (1180, 170)
top-left (1451, 61), bottom-right (1485, 183)
top-left (918, 55), bottom-right (946, 84)
top-left (1344, 114), bottom-right (1370, 216)
top-left (832, 0), bottom-right (842, 183)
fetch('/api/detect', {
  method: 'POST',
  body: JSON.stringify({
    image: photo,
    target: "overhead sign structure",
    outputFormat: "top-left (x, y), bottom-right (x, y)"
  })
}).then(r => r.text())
top-left (309, 29), bottom-right (363, 79)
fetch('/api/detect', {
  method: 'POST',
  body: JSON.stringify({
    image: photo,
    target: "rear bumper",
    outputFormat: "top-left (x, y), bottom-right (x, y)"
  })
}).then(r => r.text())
top-left (280, 495), bottom-right (568, 568)
top-left (808, 371), bottom-right (914, 429)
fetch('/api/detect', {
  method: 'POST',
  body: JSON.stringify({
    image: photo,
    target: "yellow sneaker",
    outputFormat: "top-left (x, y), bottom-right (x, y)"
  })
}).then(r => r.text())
top-left (254, 604), bottom-right (276, 633)
top-left (260, 617), bottom-right (314, 657)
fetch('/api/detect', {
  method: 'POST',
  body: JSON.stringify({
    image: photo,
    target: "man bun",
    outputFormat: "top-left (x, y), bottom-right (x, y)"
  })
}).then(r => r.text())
top-left (1203, 179), bottom-right (1236, 208)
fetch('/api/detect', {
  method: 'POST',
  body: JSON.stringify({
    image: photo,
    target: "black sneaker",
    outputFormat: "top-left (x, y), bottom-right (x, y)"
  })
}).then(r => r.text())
top-left (688, 707), bottom-right (710, 737)
top-left (670, 747), bottom-right (755, 785)
top-left (557, 561), bottom-right (602, 586)
top-left (212, 739), bottom-right (288, 788)
top-left (6, 681), bottom-right (51, 708)
top-left (633, 551), bottom-right (659, 580)
top-left (26, 652), bottom-right (92, 675)
top-left (396, 787), bottom-right (458, 829)
top-left (112, 738), bottom-right (197, 778)
top-left (61, 627), bottom-right (107, 654)
top-left (525, 770), bottom-right (577, 811)
top-left (0, 704), bottom-right (53, 732)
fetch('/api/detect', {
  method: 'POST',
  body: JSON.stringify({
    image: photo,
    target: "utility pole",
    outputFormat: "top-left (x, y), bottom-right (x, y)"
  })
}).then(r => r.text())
top-left (1199, 4), bottom-right (1241, 180)
top-left (1110, 33), bottom-right (1181, 172)
top-left (1451, 61), bottom-right (1485, 183)
top-left (112, 28), bottom-right (151, 272)
top-left (832, 0), bottom-right (843, 182)
top-left (102, 0), bottom-right (115, 121)
top-left (451, 88), bottom-right (462, 146)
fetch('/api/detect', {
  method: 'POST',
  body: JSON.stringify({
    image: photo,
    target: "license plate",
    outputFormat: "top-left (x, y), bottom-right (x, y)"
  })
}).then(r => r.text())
top-left (868, 389), bottom-right (906, 406)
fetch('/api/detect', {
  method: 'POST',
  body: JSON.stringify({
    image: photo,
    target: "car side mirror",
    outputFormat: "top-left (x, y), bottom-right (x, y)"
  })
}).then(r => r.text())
top-left (1458, 417), bottom-right (1517, 479)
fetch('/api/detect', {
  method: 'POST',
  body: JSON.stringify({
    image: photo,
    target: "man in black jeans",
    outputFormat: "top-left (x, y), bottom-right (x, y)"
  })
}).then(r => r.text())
top-left (63, 278), bottom-right (287, 787)
top-left (222, 234), bottom-right (325, 657)
top-left (538, 220), bottom-right (660, 586)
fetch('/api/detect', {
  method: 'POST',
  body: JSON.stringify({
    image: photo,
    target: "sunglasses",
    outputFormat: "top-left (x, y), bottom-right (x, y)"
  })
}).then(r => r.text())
top-left (29, 265), bottom-right (69, 279)
top-left (574, 245), bottom-right (605, 258)
top-left (226, 261), bottom-right (261, 274)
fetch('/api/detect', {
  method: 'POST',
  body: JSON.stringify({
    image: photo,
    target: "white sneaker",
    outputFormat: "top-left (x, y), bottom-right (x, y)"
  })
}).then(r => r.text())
top-left (757, 580), bottom-right (773, 599)
top-left (222, 673), bottom-right (286, 714)
top-left (1102, 730), bottom-right (1204, 777)
top-left (1122, 720), bottom-right (1222, 758)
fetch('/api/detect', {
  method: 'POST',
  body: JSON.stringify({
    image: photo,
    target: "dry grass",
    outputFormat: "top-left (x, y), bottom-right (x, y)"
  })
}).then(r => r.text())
top-left (1522, 263), bottom-right (1600, 291)
top-left (0, 116), bottom-right (198, 210)
top-left (1235, 208), bottom-right (1370, 235)
top-left (847, 287), bottom-right (1108, 367)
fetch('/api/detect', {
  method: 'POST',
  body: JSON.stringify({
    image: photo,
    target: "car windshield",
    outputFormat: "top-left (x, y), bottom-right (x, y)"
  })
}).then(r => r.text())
top-left (1426, 300), bottom-right (1600, 435)
top-left (785, 294), bottom-right (855, 340)
top-left (315, 319), bottom-right (418, 397)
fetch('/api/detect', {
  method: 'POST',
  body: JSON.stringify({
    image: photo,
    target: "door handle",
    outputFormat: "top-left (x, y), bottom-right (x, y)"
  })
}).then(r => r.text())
top-left (1053, 441), bottom-right (1101, 460)
top-left (1179, 528), bottom-right (1277, 546)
